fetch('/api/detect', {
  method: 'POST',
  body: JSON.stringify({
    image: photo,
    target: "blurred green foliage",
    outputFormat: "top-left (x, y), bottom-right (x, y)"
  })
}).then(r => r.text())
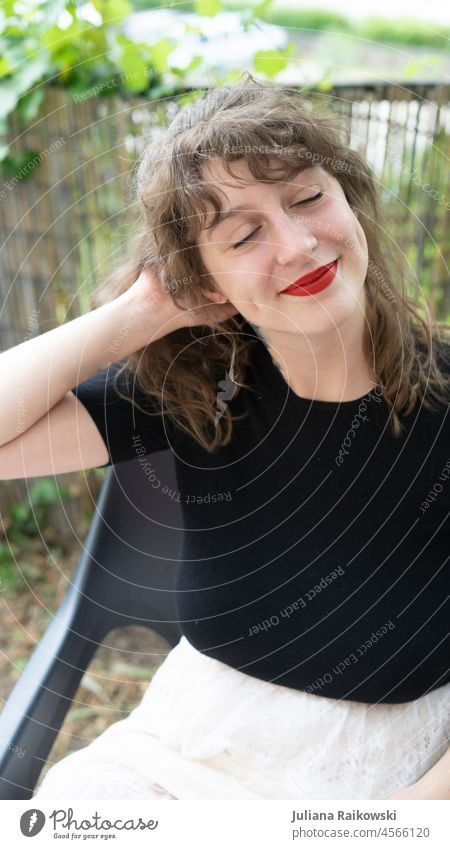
top-left (221, 1), bottom-right (450, 48)
top-left (0, 0), bottom-right (298, 177)
top-left (355, 16), bottom-right (450, 49)
top-left (0, 541), bottom-right (46, 593)
top-left (6, 478), bottom-right (69, 544)
top-left (251, 5), bottom-right (351, 34)
top-left (3, 0), bottom-right (444, 179)
top-left (0, 469), bottom-right (109, 593)
top-left (0, 478), bottom-right (69, 592)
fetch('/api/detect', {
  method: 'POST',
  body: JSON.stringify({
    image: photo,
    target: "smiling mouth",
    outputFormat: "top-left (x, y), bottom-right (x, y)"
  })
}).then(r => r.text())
top-left (281, 259), bottom-right (338, 292)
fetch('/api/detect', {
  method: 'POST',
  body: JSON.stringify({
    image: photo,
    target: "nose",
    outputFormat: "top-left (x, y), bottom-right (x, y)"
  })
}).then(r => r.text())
top-left (271, 208), bottom-right (318, 266)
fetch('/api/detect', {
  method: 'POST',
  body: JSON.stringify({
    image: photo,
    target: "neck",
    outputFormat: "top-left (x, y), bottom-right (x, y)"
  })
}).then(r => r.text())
top-left (250, 309), bottom-right (377, 403)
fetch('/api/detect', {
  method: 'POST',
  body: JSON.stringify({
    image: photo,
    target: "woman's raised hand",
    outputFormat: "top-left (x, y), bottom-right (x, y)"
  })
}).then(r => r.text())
top-left (129, 265), bottom-right (240, 330)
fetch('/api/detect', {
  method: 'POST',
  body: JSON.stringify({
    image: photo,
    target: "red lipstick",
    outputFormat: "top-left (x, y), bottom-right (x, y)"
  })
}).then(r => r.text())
top-left (280, 259), bottom-right (339, 297)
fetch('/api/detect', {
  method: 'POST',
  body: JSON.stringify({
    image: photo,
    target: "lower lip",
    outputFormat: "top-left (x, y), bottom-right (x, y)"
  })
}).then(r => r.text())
top-left (280, 259), bottom-right (339, 297)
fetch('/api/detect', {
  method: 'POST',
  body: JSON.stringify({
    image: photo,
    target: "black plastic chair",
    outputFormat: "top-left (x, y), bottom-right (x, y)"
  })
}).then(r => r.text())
top-left (0, 450), bottom-right (183, 799)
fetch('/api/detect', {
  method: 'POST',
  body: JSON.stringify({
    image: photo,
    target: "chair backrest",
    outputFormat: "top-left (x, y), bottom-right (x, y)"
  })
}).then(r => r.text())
top-left (0, 449), bottom-right (184, 798)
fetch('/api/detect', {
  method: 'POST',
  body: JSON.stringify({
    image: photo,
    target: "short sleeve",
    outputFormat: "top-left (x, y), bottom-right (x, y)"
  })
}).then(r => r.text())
top-left (71, 365), bottom-right (174, 467)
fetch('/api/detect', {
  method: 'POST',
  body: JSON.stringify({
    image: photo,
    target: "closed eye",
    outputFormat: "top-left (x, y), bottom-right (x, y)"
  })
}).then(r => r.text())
top-left (231, 191), bottom-right (324, 249)
top-left (232, 226), bottom-right (262, 250)
top-left (293, 190), bottom-right (324, 207)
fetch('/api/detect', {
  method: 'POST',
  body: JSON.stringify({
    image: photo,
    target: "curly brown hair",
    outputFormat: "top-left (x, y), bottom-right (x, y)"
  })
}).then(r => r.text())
top-left (93, 72), bottom-right (450, 452)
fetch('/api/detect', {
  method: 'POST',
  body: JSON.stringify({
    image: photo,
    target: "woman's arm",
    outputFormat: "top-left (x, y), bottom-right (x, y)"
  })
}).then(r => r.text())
top-left (0, 285), bottom-right (167, 448)
top-left (0, 266), bottom-right (238, 449)
top-left (389, 745), bottom-right (450, 800)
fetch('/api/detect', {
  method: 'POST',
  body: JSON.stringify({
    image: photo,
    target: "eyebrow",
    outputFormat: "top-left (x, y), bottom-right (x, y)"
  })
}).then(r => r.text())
top-left (205, 205), bottom-right (254, 236)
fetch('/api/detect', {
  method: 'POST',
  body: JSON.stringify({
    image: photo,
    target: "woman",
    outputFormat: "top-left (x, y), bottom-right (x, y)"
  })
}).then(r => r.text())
top-left (2, 74), bottom-right (449, 800)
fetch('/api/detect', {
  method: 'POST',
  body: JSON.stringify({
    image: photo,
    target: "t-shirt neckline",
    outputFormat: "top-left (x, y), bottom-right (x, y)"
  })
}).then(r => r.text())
top-left (243, 320), bottom-right (383, 412)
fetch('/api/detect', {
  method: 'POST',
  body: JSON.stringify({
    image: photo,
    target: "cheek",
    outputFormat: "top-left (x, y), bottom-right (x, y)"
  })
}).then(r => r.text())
top-left (333, 205), bottom-right (368, 264)
top-left (321, 200), bottom-right (353, 241)
top-left (352, 220), bottom-right (368, 263)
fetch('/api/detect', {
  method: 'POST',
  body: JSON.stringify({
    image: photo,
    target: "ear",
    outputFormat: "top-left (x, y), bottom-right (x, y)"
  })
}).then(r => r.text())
top-left (203, 289), bottom-right (228, 305)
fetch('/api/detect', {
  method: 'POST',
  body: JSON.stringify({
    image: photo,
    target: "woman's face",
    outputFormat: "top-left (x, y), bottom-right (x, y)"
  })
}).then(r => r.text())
top-left (197, 158), bottom-right (369, 339)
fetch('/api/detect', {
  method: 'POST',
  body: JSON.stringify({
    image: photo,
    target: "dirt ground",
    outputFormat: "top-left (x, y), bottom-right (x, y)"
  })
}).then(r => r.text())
top-left (0, 536), bottom-right (171, 792)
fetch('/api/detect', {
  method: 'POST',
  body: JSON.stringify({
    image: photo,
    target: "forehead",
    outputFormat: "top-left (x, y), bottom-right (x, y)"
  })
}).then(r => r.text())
top-left (201, 157), bottom-right (325, 189)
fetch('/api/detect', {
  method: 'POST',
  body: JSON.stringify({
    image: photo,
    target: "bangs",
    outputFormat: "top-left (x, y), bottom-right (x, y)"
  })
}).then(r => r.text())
top-left (179, 145), bottom-right (318, 245)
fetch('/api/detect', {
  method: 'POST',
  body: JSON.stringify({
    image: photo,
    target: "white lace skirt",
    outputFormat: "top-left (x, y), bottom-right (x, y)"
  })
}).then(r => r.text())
top-left (35, 636), bottom-right (450, 800)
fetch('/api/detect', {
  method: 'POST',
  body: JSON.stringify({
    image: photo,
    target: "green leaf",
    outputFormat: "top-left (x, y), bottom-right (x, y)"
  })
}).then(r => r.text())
top-left (30, 478), bottom-right (69, 506)
top-left (177, 88), bottom-right (205, 109)
top-left (0, 564), bottom-right (22, 594)
top-left (114, 33), bottom-right (131, 48)
top-left (0, 544), bottom-right (14, 566)
top-left (194, 0), bottom-right (221, 16)
top-left (7, 527), bottom-right (30, 546)
top-left (209, 68), bottom-right (245, 87)
top-left (0, 11), bottom-right (4, 37)
top-left (2, 150), bottom-right (42, 181)
top-left (11, 52), bottom-right (50, 95)
top-left (2, 0), bottom-right (15, 14)
top-left (117, 46), bottom-right (150, 92)
top-left (315, 68), bottom-right (334, 91)
top-left (0, 52), bottom-right (50, 121)
top-left (16, 88), bottom-right (45, 124)
top-left (403, 55), bottom-right (444, 79)
top-left (149, 38), bottom-right (173, 75)
top-left (182, 54), bottom-right (204, 73)
top-left (253, 0), bottom-right (273, 18)
top-left (9, 503), bottom-right (31, 524)
top-left (0, 80), bottom-right (23, 121)
top-left (43, 27), bottom-right (67, 53)
top-left (93, 0), bottom-right (132, 25)
top-left (253, 46), bottom-right (291, 78)
top-left (0, 55), bottom-right (13, 78)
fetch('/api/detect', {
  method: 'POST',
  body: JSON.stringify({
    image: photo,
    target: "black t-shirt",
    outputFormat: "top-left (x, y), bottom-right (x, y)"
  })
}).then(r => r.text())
top-left (72, 322), bottom-right (450, 704)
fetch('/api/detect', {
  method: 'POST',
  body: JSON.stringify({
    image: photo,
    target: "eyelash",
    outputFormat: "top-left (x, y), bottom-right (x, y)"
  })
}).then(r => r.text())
top-left (231, 191), bottom-right (324, 249)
